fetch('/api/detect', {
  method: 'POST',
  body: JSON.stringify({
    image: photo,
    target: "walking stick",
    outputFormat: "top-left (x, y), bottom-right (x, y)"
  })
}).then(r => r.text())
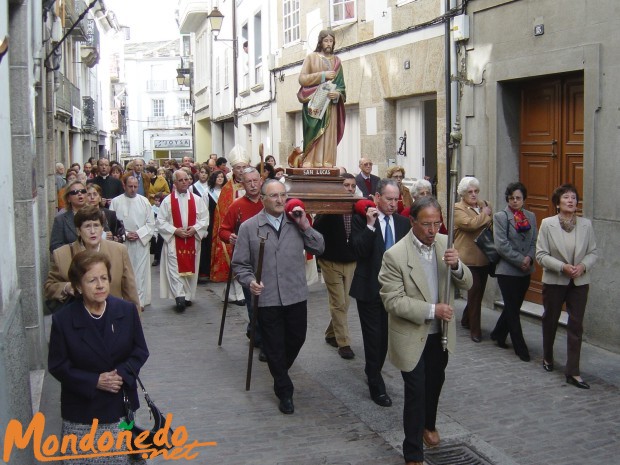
top-left (441, 120), bottom-right (462, 351)
top-left (217, 210), bottom-right (242, 347)
top-left (246, 228), bottom-right (268, 391)
top-left (258, 143), bottom-right (264, 179)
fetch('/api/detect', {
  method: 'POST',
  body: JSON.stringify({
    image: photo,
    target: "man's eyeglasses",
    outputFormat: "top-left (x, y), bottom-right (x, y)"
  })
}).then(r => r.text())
top-left (417, 221), bottom-right (443, 230)
top-left (265, 193), bottom-right (288, 200)
top-left (508, 196), bottom-right (523, 201)
top-left (68, 189), bottom-right (87, 196)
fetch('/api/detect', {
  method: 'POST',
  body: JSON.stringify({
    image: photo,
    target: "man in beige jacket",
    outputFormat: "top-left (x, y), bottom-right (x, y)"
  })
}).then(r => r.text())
top-left (379, 197), bottom-right (472, 465)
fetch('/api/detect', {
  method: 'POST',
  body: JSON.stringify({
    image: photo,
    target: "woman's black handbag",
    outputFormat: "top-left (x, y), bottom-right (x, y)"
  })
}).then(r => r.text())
top-left (123, 363), bottom-right (174, 452)
top-left (474, 224), bottom-right (499, 276)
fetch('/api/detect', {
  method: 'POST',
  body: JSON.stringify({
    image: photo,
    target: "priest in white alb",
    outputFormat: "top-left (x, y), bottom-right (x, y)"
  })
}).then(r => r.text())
top-left (157, 170), bottom-right (209, 312)
top-left (110, 176), bottom-right (155, 310)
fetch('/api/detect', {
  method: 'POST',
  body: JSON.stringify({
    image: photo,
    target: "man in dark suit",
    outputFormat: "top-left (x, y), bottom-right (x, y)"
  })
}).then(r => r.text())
top-left (89, 158), bottom-right (124, 207)
top-left (355, 157), bottom-right (380, 198)
top-left (349, 178), bottom-right (410, 406)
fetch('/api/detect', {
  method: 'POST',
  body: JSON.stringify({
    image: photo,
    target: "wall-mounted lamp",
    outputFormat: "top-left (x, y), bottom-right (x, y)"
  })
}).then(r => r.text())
top-left (183, 111), bottom-right (190, 123)
top-left (207, 5), bottom-right (239, 128)
top-left (176, 57), bottom-right (191, 88)
top-left (207, 7), bottom-right (225, 38)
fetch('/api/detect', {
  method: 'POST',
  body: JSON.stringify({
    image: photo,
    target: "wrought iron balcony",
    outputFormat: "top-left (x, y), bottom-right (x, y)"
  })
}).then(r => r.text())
top-left (82, 96), bottom-right (98, 133)
top-left (56, 73), bottom-right (81, 115)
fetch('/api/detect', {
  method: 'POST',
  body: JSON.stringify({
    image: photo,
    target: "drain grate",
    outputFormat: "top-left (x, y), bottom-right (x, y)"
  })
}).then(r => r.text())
top-left (425, 444), bottom-right (493, 465)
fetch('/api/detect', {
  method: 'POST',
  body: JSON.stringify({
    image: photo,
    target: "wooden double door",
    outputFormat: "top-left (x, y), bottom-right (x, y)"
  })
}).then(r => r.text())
top-left (519, 73), bottom-right (584, 304)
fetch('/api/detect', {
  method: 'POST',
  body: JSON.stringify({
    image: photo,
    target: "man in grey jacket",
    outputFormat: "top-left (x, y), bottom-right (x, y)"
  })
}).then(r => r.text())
top-left (232, 179), bottom-right (324, 414)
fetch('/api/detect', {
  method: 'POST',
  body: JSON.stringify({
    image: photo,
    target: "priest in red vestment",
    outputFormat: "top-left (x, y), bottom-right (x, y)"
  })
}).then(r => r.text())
top-left (157, 170), bottom-right (209, 312)
top-left (210, 146), bottom-right (251, 302)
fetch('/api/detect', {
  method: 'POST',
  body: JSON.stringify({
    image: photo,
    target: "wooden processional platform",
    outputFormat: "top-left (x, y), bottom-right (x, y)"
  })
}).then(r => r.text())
top-left (283, 167), bottom-right (356, 214)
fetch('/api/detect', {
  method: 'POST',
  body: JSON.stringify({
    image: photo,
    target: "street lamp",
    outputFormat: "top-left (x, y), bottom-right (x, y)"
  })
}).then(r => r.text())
top-left (176, 57), bottom-right (190, 88)
top-left (183, 111), bottom-right (190, 123)
top-left (207, 5), bottom-right (238, 128)
top-left (206, 7), bottom-right (224, 37)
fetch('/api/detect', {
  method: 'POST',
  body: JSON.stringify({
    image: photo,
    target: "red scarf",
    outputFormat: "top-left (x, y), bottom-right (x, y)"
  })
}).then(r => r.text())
top-left (171, 190), bottom-right (197, 275)
top-left (510, 207), bottom-right (531, 233)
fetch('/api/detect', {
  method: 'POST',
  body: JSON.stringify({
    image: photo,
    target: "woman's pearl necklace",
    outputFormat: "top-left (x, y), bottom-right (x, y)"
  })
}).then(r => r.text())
top-left (85, 302), bottom-right (107, 320)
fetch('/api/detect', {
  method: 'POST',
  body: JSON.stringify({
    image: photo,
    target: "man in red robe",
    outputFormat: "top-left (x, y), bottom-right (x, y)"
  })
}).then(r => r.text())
top-left (210, 146), bottom-right (250, 303)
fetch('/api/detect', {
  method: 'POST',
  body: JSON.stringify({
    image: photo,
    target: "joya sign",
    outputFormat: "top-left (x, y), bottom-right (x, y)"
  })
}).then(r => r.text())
top-left (2, 412), bottom-right (216, 462)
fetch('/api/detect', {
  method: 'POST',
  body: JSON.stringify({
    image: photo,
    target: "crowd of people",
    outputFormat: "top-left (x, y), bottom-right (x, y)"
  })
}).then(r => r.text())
top-left (49, 153), bottom-right (597, 465)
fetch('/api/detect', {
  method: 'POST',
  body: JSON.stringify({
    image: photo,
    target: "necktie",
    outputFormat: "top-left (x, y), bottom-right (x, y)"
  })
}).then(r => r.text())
top-left (384, 216), bottom-right (394, 250)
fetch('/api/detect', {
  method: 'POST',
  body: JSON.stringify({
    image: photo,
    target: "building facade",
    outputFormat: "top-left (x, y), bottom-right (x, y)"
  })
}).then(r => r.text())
top-left (461, 0), bottom-right (620, 351)
top-left (123, 38), bottom-right (193, 165)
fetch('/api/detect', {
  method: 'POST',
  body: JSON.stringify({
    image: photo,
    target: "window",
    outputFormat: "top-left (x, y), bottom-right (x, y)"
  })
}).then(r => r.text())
top-left (254, 12), bottom-right (263, 86)
top-left (224, 51), bottom-right (229, 89)
top-left (331, 0), bottom-right (356, 24)
top-left (283, 0), bottom-right (300, 45)
top-left (151, 99), bottom-right (164, 118)
top-left (182, 35), bottom-right (191, 57)
top-left (179, 98), bottom-right (191, 114)
top-left (215, 57), bottom-right (220, 94)
top-left (241, 24), bottom-right (249, 90)
top-left (120, 138), bottom-right (130, 155)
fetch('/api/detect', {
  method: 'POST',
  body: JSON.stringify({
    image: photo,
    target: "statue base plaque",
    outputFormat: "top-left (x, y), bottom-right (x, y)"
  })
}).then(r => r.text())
top-left (283, 168), bottom-right (356, 214)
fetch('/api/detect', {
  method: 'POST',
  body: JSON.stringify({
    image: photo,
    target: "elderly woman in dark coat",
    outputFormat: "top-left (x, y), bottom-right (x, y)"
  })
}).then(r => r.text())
top-left (48, 250), bottom-right (149, 463)
top-left (490, 182), bottom-right (537, 361)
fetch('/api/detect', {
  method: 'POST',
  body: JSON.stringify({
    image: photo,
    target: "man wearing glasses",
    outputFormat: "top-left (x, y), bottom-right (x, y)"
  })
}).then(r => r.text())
top-left (355, 157), bottom-right (380, 198)
top-left (232, 180), bottom-right (324, 414)
top-left (379, 196), bottom-right (472, 465)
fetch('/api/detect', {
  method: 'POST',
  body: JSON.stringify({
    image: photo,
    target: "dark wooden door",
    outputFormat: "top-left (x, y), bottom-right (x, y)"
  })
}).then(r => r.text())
top-left (519, 74), bottom-right (584, 304)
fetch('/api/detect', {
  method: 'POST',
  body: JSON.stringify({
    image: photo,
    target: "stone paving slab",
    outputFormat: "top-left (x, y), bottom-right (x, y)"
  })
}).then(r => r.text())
top-left (37, 267), bottom-right (620, 465)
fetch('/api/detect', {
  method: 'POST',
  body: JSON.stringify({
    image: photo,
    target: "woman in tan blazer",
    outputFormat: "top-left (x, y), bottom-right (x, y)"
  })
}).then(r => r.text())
top-left (536, 184), bottom-right (597, 389)
top-left (45, 205), bottom-right (140, 311)
top-left (453, 176), bottom-right (493, 342)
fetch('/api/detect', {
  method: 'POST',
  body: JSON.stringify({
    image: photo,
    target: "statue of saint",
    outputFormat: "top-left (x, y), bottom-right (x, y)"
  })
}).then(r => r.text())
top-left (296, 30), bottom-right (346, 168)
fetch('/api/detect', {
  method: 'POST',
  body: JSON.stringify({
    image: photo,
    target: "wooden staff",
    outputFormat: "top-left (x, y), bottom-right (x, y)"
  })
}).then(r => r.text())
top-left (258, 143), bottom-right (264, 179)
top-left (441, 121), bottom-right (462, 351)
top-left (217, 210), bottom-right (242, 346)
top-left (246, 228), bottom-right (268, 391)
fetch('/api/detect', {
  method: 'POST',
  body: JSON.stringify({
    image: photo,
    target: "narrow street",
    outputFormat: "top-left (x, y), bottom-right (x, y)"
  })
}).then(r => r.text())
top-left (38, 267), bottom-right (620, 465)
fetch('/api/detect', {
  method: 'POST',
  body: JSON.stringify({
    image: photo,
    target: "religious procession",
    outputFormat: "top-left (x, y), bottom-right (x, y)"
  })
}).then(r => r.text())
top-left (4, 1), bottom-right (619, 465)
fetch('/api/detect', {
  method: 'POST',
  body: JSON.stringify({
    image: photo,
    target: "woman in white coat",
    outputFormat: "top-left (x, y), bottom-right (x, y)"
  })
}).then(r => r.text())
top-left (536, 184), bottom-right (597, 389)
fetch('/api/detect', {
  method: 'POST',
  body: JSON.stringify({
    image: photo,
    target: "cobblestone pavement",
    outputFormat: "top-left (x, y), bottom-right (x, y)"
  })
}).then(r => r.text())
top-left (39, 267), bottom-right (620, 465)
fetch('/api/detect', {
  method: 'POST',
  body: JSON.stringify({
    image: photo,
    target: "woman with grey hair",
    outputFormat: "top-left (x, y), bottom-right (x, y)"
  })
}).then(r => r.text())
top-left (411, 178), bottom-right (433, 199)
top-left (453, 176), bottom-right (493, 342)
top-left (399, 179), bottom-right (448, 234)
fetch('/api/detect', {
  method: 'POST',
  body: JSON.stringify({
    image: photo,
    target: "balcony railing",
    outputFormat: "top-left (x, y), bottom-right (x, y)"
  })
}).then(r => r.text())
top-left (146, 80), bottom-right (171, 92)
top-left (147, 116), bottom-right (189, 128)
top-left (64, 0), bottom-right (88, 41)
top-left (82, 96), bottom-right (98, 133)
top-left (56, 73), bottom-right (81, 115)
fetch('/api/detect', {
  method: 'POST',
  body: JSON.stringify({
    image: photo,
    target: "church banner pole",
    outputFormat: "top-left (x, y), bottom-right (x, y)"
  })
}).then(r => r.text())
top-left (441, 121), bottom-right (461, 351)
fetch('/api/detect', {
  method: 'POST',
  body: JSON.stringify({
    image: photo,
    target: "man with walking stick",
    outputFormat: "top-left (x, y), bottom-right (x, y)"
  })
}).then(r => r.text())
top-left (232, 179), bottom-right (324, 414)
top-left (218, 167), bottom-right (265, 360)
